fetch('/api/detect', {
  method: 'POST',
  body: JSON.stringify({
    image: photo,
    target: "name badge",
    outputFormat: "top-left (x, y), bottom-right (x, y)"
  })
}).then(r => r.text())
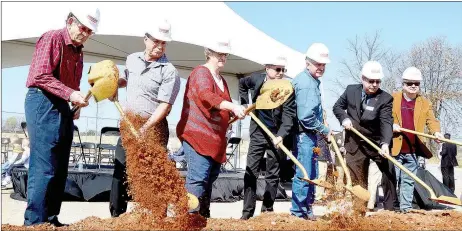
top-left (366, 106), bottom-right (374, 111)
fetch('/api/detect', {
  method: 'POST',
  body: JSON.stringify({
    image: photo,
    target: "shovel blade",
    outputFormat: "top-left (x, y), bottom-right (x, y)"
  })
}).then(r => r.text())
top-left (431, 196), bottom-right (462, 206)
top-left (187, 193), bottom-right (199, 210)
top-left (347, 185), bottom-right (371, 202)
top-left (298, 177), bottom-right (333, 189)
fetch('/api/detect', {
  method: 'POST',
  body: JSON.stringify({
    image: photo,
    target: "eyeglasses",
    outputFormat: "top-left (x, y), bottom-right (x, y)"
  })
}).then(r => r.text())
top-left (404, 82), bottom-right (420, 87)
top-left (216, 52), bottom-right (230, 58)
top-left (145, 33), bottom-right (167, 46)
top-left (73, 17), bottom-right (94, 35)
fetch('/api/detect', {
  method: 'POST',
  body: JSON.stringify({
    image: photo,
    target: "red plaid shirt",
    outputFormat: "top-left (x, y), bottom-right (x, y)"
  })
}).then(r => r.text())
top-left (26, 28), bottom-right (84, 100)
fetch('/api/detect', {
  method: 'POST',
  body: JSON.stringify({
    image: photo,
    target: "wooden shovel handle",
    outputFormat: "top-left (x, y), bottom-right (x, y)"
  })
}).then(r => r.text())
top-left (71, 91), bottom-right (92, 114)
top-left (228, 104), bottom-right (256, 125)
top-left (248, 112), bottom-right (310, 180)
top-left (114, 100), bottom-right (140, 139)
top-left (350, 127), bottom-right (437, 199)
top-left (329, 136), bottom-right (352, 188)
top-left (400, 128), bottom-right (462, 146)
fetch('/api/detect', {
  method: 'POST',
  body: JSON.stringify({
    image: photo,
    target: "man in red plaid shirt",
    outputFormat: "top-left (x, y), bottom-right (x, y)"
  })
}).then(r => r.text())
top-left (24, 8), bottom-right (101, 227)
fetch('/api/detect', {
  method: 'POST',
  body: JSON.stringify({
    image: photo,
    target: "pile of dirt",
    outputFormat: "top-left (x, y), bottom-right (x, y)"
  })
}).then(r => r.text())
top-left (3, 210), bottom-right (462, 230)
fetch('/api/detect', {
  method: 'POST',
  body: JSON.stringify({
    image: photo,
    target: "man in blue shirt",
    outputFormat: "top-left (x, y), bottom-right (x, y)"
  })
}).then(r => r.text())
top-left (290, 43), bottom-right (331, 220)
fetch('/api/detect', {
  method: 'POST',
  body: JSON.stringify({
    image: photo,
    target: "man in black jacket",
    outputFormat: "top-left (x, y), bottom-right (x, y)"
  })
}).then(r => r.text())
top-left (440, 133), bottom-right (458, 193)
top-left (239, 56), bottom-right (296, 220)
top-left (333, 61), bottom-right (398, 212)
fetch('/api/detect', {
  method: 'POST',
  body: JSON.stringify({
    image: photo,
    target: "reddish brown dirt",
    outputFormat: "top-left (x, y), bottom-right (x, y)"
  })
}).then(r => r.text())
top-left (3, 113), bottom-right (462, 230)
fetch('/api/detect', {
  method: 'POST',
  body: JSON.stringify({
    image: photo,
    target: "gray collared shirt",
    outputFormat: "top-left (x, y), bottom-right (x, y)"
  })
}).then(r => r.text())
top-left (123, 52), bottom-right (181, 118)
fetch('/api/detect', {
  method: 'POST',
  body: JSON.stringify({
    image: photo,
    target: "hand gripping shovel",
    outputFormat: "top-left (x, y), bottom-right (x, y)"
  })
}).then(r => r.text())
top-left (400, 128), bottom-right (462, 146)
top-left (235, 79), bottom-right (332, 189)
top-left (71, 60), bottom-right (120, 113)
top-left (350, 127), bottom-right (462, 206)
top-left (329, 135), bottom-right (370, 201)
top-left (73, 60), bottom-right (200, 210)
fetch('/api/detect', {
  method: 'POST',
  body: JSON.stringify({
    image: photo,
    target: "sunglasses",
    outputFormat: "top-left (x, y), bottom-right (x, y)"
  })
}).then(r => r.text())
top-left (404, 82), bottom-right (420, 87)
top-left (363, 78), bottom-right (381, 84)
top-left (274, 67), bottom-right (287, 73)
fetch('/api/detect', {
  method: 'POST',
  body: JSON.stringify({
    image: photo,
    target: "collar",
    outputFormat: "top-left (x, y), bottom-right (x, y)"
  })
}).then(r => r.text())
top-left (303, 69), bottom-right (320, 84)
top-left (62, 28), bottom-right (84, 49)
top-left (402, 92), bottom-right (418, 102)
top-left (138, 53), bottom-right (170, 66)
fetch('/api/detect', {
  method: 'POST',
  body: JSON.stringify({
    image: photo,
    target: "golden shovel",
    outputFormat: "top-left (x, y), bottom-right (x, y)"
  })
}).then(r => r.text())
top-left (329, 135), bottom-right (370, 201)
top-left (350, 127), bottom-right (462, 206)
top-left (400, 128), bottom-right (462, 146)
top-left (74, 60), bottom-right (200, 210)
top-left (234, 79), bottom-right (332, 189)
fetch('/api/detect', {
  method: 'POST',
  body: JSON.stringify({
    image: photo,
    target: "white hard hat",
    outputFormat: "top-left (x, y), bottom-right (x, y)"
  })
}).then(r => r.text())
top-left (402, 66), bottom-right (422, 81)
top-left (71, 8), bottom-right (100, 33)
top-left (265, 55), bottom-right (287, 66)
top-left (305, 43), bottom-right (331, 64)
top-left (147, 20), bottom-right (172, 42)
top-left (206, 37), bottom-right (231, 54)
top-left (361, 61), bottom-right (384, 80)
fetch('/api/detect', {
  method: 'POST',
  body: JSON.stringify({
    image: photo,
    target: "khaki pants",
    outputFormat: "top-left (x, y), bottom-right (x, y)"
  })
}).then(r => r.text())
top-left (367, 160), bottom-right (382, 209)
top-left (315, 161), bottom-right (328, 200)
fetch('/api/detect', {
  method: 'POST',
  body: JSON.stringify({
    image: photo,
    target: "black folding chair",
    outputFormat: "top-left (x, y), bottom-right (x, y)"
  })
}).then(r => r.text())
top-left (221, 137), bottom-right (241, 172)
top-left (97, 127), bottom-right (120, 168)
top-left (71, 125), bottom-right (86, 166)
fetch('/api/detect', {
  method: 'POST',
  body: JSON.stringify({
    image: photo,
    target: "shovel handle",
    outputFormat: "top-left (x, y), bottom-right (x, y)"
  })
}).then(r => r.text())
top-left (350, 127), bottom-right (437, 199)
top-left (228, 104), bottom-right (256, 125)
top-left (71, 91), bottom-right (92, 114)
top-left (114, 100), bottom-right (140, 139)
top-left (329, 136), bottom-right (352, 188)
top-left (400, 128), bottom-right (462, 146)
top-left (248, 112), bottom-right (310, 180)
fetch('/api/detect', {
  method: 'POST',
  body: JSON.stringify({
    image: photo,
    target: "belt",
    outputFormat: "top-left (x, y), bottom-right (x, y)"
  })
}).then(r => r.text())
top-left (297, 124), bottom-right (317, 135)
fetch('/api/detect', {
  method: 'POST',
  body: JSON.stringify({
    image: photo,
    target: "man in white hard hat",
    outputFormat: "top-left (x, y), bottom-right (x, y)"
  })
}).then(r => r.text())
top-left (109, 20), bottom-right (181, 218)
top-left (24, 8), bottom-right (100, 226)
top-left (290, 43), bottom-right (331, 220)
top-left (391, 66), bottom-right (443, 213)
top-left (333, 60), bottom-right (398, 214)
top-left (239, 56), bottom-right (296, 220)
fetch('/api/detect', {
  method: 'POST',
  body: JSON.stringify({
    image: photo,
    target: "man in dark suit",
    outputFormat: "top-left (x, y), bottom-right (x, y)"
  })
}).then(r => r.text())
top-left (239, 56), bottom-right (296, 220)
top-left (333, 60), bottom-right (398, 212)
top-left (440, 133), bottom-right (458, 193)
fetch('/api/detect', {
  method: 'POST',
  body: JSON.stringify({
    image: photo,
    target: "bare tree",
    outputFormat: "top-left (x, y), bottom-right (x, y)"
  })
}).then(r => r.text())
top-left (332, 30), bottom-right (402, 96)
top-left (403, 36), bottom-right (462, 136)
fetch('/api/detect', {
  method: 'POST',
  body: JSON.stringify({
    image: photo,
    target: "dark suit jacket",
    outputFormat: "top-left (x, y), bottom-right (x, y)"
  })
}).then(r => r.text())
top-left (441, 143), bottom-right (458, 167)
top-left (239, 73), bottom-right (297, 144)
top-left (332, 84), bottom-right (394, 154)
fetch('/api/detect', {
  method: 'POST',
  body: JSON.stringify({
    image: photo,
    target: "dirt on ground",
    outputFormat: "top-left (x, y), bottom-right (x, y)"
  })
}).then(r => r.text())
top-left (3, 113), bottom-right (462, 231)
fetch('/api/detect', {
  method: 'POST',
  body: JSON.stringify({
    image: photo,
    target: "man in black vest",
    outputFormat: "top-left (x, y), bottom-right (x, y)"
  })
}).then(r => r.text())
top-left (239, 56), bottom-right (296, 220)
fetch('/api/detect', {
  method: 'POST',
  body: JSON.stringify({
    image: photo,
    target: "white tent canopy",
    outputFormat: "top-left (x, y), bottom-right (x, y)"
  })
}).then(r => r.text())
top-left (2, 2), bottom-right (306, 77)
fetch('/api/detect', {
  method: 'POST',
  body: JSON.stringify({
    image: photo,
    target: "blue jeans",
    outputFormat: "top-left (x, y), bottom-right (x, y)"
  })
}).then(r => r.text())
top-left (183, 141), bottom-right (221, 217)
top-left (24, 88), bottom-right (73, 225)
top-left (394, 153), bottom-right (418, 212)
top-left (290, 132), bottom-right (318, 218)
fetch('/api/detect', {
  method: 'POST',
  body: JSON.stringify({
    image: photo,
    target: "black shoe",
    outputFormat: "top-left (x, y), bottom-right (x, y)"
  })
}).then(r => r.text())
top-left (48, 218), bottom-right (68, 227)
top-left (240, 216), bottom-right (250, 220)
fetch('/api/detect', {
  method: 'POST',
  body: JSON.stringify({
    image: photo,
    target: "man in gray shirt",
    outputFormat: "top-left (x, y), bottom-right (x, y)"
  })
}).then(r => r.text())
top-left (109, 20), bottom-right (181, 217)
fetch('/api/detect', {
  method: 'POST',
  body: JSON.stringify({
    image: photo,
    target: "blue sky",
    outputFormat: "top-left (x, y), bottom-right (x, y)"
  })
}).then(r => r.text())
top-left (2, 2), bottom-right (462, 137)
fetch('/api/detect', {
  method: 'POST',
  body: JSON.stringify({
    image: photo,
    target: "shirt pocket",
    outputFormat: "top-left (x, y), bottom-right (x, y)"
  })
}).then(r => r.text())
top-left (297, 87), bottom-right (320, 108)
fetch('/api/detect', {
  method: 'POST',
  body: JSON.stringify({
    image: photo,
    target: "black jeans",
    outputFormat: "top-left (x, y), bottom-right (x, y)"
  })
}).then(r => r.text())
top-left (345, 143), bottom-right (398, 211)
top-left (242, 128), bottom-right (285, 218)
top-left (441, 166), bottom-right (455, 193)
